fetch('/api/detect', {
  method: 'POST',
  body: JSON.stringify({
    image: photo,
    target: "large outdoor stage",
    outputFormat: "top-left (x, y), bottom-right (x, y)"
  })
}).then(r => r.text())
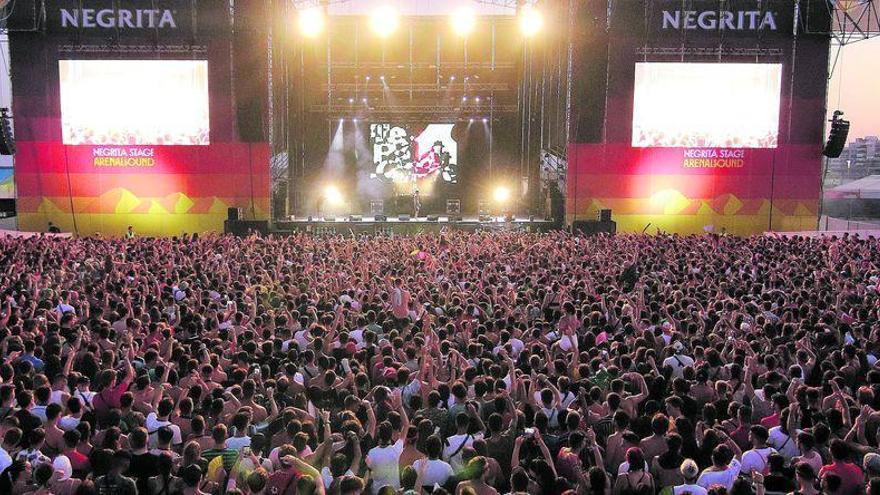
top-left (272, 216), bottom-right (555, 235)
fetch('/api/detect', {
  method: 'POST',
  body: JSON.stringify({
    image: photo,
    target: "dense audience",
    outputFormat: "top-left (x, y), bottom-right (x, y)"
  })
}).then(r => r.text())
top-left (0, 230), bottom-right (879, 495)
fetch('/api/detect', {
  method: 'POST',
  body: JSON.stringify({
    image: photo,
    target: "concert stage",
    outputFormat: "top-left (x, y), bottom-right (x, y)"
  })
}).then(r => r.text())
top-left (272, 216), bottom-right (556, 235)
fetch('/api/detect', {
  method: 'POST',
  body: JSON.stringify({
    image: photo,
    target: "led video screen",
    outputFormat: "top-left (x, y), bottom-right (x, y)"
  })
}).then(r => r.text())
top-left (370, 123), bottom-right (458, 183)
top-left (632, 63), bottom-right (782, 148)
top-left (60, 60), bottom-right (210, 145)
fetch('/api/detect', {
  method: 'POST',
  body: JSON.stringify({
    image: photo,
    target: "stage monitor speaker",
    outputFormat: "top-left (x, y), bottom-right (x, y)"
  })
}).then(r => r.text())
top-left (224, 220), bottom-right (268, 237)
top-left (573, 220), bottom-right (616, 235)
top-left (823, 112), bottom-right (850, 158)
top-left (426, 215), bottom-right (439, 222)
top-left (349, 215), bottom-right (363, 222)
top-left (598, 209), bottom-right (612, 222)
top-left (375, 214), bottom-right (387, 222)
top-left (0, 108), bottom-right (15, 155)
top-left (478, 215), bottom-right (493, 222)
top-left (450, 215), bottom-right (463, 222)
top-left (227, 207), bottom-right (241, 221)
top-left (399, 214), bottom-right (410, 222)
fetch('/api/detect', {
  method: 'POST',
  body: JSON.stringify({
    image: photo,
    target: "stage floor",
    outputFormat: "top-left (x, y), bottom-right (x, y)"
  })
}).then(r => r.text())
top-left (273, 215), bottom-right (556, 234)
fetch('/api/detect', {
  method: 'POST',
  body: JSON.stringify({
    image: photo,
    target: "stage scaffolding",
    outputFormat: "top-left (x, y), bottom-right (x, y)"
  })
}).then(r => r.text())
top-left (268, 0), bottom-right (571, 222)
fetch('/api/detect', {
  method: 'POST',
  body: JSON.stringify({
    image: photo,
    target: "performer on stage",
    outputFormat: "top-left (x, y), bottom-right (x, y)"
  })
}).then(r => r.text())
top-left (413, 189), bottom-right (421, 218)
top-left (316, 195), bottom-right (325, 219)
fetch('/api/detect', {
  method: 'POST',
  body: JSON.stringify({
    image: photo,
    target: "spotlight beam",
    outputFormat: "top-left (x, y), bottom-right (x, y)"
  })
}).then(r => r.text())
top-left (299, 7), bottom-right (324, 38)
top-left (519, 6), bottom-right (543, 37)
top-left (370, 6), bottom-right (400, 38)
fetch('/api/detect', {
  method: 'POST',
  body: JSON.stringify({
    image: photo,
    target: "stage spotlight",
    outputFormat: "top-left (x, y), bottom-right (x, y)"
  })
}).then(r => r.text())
top-left (450, 75), bottom-right (456, 81)
top-left (451, 8), bottom-right (476, 37)
top-left (482, 118), bottom-right (488, 123)
top-left (380, 75), bottom-right (385, 81)
top-left (370, 6), bottom-right (399, 38)
top-left (462, 96), bottom-right (467, 103)
top-left (468, 118), bottom-right (474, 123)
top-left (475, 97), bottom-right (481, 103)
top-left (365, 75), bottom-right (371, 81)
top-left (362, 98), bottom-right (368, 104)
top-left (324, 185), bottom-right (344, 206)
top-left (298, 7), bottom-right (324, 38)
top-left (493, 185), bottom-right (511, 204)
top-left (519, 6), bottom-right (543, 37)
top-left (348, 98), bottom-right (354, 104)
top-left (353, 118), bottom-right (359, 123)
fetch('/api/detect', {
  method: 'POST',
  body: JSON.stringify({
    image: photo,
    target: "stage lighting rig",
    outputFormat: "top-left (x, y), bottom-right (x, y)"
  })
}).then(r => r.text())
top-left (324, 185), bottom-right (344, 206)
top-left (451, 8), bottom-right (476, 37)
top-left (493, 185), bottom-right (511, 204)
top-left (298, 7), bottom-right (324, 38)
top-left (519, 5), bottom-right (543, 37)
top-left (370, 5), bottom-right (400, 38)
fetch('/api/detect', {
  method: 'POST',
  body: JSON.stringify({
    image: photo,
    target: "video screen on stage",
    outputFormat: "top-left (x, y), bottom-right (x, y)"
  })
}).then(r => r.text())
top-left (60, 60), bottom-right (210, 146)
top-left (370, 123), bottom-right (458, 184)
top-left (631, 63), bottom-right (782, 148)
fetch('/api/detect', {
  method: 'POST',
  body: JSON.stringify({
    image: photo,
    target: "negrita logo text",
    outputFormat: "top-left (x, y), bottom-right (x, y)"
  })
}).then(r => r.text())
top-left (60, 9), bottom-right (177, 29)
top-left (662, 10), bottom-right (777, 31)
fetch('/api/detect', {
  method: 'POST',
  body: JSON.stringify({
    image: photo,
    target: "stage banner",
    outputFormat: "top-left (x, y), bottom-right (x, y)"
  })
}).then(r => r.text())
top-left (567, 0), bottom-right (831, 235)
top-left (8, 0), bottom-right (270, 236)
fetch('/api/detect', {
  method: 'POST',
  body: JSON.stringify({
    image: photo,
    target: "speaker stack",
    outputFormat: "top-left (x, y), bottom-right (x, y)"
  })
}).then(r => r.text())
top-left (223, 207), bottom-right (268, 236)
top-left (573, 209), bottom-right (617, 235)
top-left (823, 111), bottom-right (850, 159)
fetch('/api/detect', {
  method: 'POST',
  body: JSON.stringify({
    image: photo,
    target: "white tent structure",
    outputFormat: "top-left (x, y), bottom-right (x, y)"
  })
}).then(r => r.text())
top-left (825, 175), bottom-right (880, 199)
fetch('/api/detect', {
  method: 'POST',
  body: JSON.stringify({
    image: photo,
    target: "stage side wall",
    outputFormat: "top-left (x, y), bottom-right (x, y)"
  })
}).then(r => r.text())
top-left (566, 0), bottom-right (831, 235)
top-left (8, 0), bottom-right (270, 236)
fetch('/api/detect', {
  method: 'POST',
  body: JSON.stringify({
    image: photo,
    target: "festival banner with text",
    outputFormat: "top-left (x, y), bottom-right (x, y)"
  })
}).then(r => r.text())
top-left (8, 0), bottom-right (269, 236)
top-left (567, 0), bottom-right (830, 235)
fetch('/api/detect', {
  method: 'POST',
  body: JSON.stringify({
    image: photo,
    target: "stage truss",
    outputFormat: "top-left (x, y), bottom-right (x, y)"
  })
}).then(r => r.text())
top-left (805, 0), bottom-right (880, 44)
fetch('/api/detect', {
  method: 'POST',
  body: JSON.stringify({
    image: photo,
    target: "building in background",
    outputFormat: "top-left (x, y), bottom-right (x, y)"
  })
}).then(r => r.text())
top-left (826, 136), bottom-right (880, 185)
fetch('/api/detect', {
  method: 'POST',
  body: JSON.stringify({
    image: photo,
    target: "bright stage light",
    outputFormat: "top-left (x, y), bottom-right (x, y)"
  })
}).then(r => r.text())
top-left (324, 185), bottom-right (344, 205)
top-left (519, 6), bottom-right (543, 37)
top-left (370, 6), bottom-right (399, 38)
top-left (298, 7), bottom-right (324, 38)
top-left (451, 8), bottom-right (476, 37)
top-left (493, 185), bottom-right (511, 203)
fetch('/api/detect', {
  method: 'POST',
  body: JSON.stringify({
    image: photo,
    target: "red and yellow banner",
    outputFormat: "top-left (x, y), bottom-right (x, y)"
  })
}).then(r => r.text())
top-left (566, 144), bottom-right (821, 235)
top-left (15, 142), bottom-right (270, 236)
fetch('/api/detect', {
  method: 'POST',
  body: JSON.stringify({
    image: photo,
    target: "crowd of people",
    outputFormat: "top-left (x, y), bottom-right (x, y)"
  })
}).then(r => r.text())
top-left (0, 230), bottom-right (879, 495)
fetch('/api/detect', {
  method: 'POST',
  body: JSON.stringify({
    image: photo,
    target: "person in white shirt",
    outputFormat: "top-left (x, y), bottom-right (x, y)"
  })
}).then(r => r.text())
top-left (145, 403), bottom-right (183, 448)
top-left (349, 317), bottom-right (367, 348)
top-left (697, 445), bottom-right (742, 491)
top-left (366, 423), bottom-right (404, 494)
top-left (0, 433), bottom-right (14, 475)
top-left (740, 426), bottom-right (777, 475)
top-left (413, 436), bottom-right (455, 488)
top-left (664, 342), bottom-right (695, 379)
top-left (767, 423), bottom-right (799, 461)
top-left (226, 412), bottom-right (253, 451)
top-left (442, 417), bottom-right (481, 472)
top-left (674, 459), bottom-right (709, 495)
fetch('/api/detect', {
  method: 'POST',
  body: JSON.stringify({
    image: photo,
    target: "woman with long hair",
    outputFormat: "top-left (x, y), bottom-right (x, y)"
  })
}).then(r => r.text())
top-left (148, 453), bottom-right (184, 495)
top-left (652, 434), bottom-right (686, 490)
top-left (613, 448), bottom-right (654, 495)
